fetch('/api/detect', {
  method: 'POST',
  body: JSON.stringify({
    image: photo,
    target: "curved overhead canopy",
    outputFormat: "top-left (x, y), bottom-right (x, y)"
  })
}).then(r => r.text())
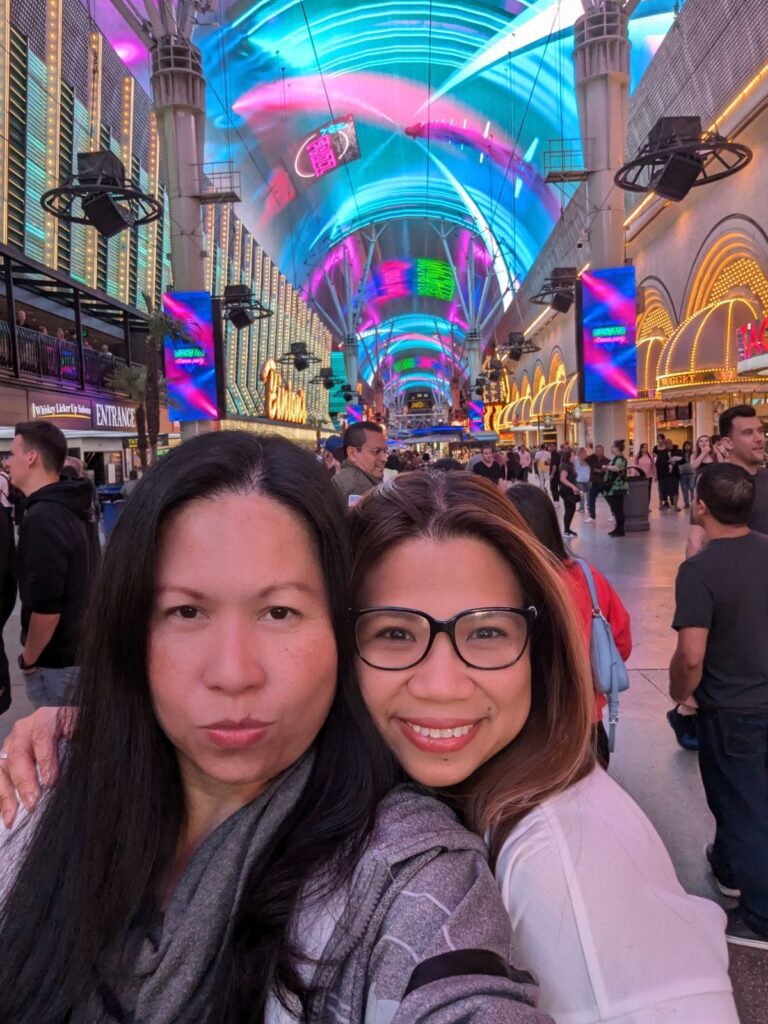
top-left (96, 0), bottom-right (684, 399)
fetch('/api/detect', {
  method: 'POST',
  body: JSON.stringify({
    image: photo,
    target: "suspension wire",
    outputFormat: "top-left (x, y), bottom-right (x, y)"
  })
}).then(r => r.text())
top-left (425, 0), bottom-right (434, 226)
top-left (488, 0), bottom-right (560, 230)
top-left (299, 0), bottom-right (363, 231)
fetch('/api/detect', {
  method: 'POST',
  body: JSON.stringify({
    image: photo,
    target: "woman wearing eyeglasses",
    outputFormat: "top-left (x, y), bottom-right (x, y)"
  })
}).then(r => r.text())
top-left (348, 473), bottom-right (736, 1024)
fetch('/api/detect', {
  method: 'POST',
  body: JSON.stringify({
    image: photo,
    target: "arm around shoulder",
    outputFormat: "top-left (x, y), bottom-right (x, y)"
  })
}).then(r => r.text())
top-left (369, 847), bottom-right (549, 1023)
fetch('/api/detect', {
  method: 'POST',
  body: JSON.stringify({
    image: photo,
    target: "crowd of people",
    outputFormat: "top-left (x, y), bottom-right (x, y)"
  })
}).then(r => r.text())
top-left (12, 309), bottom-right (115, 355)
top-left (0, 404), bottom-right (764, 1023)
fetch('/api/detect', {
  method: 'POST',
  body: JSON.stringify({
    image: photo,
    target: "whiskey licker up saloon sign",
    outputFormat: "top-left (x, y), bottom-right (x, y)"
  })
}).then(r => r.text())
top-left (261, 360), bottom-right (307, 424)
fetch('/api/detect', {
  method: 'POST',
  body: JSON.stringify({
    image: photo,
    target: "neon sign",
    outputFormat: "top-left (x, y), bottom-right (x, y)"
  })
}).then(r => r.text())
top-left (261, 360), bottom-right (307, 423)
top-left (737, 317), bottom-right (768, 360)
top-left (416, 258), bottom-right (455, 301)
top-left (294, 114), bottom-right (361, 181)
top-left (374, 258), bottom-right (455, 304)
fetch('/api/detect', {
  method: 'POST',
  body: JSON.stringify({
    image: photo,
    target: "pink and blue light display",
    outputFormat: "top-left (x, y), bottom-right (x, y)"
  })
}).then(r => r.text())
top-left (578, 268), bottom-right (638, 404)
top-left (162, 291), bottom-right (221, 422)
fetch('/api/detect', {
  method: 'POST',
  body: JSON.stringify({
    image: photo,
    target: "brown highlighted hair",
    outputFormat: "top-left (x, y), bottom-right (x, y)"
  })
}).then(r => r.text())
top-left (348, 471), bottom-right (594, 860)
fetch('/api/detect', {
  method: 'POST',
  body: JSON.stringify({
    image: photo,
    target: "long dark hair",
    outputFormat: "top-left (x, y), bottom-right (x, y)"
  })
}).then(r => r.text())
top-left (348, 473), bottom-right (594, 859)
top-left (0, 432), bottom-right (399, 1023)
top-left (505, 483), bottom-right (569, 561)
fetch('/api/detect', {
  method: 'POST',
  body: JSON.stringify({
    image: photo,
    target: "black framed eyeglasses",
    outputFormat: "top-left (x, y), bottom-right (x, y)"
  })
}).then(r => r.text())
top-left (353, 605), bottom-right (538, 671)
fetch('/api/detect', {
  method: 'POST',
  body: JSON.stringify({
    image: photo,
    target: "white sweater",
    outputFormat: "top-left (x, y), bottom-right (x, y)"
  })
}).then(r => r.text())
top-left (495, 769), bottom-right (738, 1024)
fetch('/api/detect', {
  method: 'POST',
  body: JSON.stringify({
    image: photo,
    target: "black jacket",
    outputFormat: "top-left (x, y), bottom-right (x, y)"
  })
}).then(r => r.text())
top-left (18, 478), bottom-right (99, 668)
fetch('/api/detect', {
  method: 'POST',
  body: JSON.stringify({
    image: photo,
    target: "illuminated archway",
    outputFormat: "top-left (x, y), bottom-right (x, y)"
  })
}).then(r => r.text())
top-left (547, 348), bottom-right (566, 384)
top-left (532, 363), bottom-right (546, 396)
top-left (685, 225), bottom-right (768, 317)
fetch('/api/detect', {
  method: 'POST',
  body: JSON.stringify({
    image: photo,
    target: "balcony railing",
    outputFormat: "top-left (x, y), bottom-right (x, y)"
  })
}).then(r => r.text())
top-left (0, 320), bottom-right (129, 391)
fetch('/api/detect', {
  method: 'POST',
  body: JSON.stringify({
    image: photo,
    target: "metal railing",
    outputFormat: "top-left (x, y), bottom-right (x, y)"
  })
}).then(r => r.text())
top-left (0, 321), bottom-right (129, 391)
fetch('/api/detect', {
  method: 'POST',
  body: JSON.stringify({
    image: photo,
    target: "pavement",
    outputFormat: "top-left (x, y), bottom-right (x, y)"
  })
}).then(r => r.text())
top-left (1, 493), bottom-right (766, 1020)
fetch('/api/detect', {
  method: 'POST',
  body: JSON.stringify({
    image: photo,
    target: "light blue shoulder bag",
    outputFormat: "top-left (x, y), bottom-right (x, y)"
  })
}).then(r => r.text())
top-left (572, 557), bottom-right (629, 752)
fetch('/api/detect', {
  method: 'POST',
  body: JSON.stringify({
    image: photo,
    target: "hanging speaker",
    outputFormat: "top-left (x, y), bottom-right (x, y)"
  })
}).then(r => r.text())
top-left (649, 151), bottom-right (704, 201)
top-left (81, 192), bottom-right (135, 238)
top-left (550, 291), bottom-right (573, 314)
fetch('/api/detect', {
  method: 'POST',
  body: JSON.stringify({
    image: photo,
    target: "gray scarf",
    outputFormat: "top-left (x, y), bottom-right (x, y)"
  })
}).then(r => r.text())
top-left (74, 754), bottom-right (313, 1024)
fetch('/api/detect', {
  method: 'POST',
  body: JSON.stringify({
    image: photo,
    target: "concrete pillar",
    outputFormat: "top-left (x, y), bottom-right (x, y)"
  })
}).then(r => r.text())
top-left (693, 399), bottom-right (715, 440)
top-left (344, 335), bottom-right (359, 394)
top-left (151, 37), bottom-right (210, 440)
top-left (574, 2), bottom-right (631, 449)
top-left (465, 330), bottom-right (483, 386)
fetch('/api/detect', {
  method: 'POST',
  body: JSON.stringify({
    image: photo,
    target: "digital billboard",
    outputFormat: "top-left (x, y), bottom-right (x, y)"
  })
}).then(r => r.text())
top-left (162, 291), bottom-right (221, 422)
top-left (467, 399), bottom-right (485, 433)
top-left (577, 267), bottom-right (638, 404)
top-left (328, 350), bottom-right (348, 416)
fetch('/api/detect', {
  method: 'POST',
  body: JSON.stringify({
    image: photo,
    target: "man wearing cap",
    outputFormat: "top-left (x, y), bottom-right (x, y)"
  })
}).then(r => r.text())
top-left (333, 422), bottom-right (387, 507)
top-left (322, 435), bottom-right (344, 478)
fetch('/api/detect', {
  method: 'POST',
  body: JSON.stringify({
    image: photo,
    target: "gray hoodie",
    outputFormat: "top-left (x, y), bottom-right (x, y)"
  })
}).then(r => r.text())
top-left (295, 786), bottom-right (549, 1024)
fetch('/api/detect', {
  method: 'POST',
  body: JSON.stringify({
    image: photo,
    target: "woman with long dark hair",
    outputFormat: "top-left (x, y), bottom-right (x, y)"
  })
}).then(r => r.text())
top-left (347, 473), bottom-right (736, 1023)
top-left (558, 449), bottom-right (581, 538)
top-left (504, 483), bottom-right (630, 767)
top-left (0, 433), bottom-right (544, 1024)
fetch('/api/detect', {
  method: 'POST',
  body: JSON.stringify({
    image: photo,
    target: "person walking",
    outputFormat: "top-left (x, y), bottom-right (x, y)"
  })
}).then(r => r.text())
top-left (670, 464), bottom-right (768, 951)
top-left (6, 421), bottom-right (99, 707)
top-left (549, 445), bottom-right (562, 505)
top-left (534, 444), bottom-right (550, 489)
top-left (679, 440), bottom-right (695, 509)
top-left (574, 446), bottom-right (591, 512)
top-left (559, 450), bottom-right (581, 538)
top-left (584, 444), bottom-right (609, 522)
top-left (604, 440), bottom-right (628, 537)
top-left (666, 438), bottom-right (683, 510)
top-left (472, 444), bottom-right (506, 489)
top-left (518, 444), bottom-right (531, 483)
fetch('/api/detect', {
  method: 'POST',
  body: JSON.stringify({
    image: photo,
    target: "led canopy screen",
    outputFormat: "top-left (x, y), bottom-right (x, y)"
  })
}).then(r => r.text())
top-left (578, 267), bottom-right (638, 404)
top-left (162, 291), bottom-right (221, 421)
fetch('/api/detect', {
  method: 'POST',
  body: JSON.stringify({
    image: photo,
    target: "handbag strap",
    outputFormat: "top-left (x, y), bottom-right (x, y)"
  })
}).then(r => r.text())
top-left (572, 557), bottom-right (601, 618)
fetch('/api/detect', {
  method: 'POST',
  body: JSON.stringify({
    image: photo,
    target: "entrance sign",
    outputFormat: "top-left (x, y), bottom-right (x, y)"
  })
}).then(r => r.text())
top-left (261, 360), bottom-right (307, 423)
top-left (577, 267), bottom-right (638, 403)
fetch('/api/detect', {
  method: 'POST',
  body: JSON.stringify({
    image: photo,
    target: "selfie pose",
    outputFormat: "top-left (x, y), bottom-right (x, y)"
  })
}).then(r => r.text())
top-left (1, 447), bottom-right (738, 1024)
top-left (0, 434), bottom-right (545, 1024)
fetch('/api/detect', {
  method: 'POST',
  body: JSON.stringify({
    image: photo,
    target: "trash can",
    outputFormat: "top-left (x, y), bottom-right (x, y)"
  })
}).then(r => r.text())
top-left (625, 469), bottom-right (651, 532)
top-left (102, 499), bottom-right (125, 538)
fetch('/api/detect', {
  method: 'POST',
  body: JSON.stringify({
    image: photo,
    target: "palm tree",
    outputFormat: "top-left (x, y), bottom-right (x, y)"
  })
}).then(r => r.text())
top-left (144, 309), bottom-right (181, 462)
top-left (109, 363), bottom-right (150, 469)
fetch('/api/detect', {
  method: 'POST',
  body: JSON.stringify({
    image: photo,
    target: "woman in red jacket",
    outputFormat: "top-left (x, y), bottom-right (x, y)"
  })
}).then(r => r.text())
top-left (506, 483), bottom-right (631, 766)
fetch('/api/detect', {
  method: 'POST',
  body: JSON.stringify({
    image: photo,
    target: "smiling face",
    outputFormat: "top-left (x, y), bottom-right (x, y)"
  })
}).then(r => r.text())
top-left (149, 493), bottom-right (337, 803)
top-left (355, 536), bottom-right (533, 788)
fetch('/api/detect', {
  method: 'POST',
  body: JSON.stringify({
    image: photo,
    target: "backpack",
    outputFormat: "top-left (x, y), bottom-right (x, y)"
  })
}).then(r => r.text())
top-left (573, 557), bottom-right (630, 752)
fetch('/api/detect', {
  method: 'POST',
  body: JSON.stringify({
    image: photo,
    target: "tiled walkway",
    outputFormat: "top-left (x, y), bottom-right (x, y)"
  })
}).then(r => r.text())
top-left (1, 495), bottom-right (766, 1019)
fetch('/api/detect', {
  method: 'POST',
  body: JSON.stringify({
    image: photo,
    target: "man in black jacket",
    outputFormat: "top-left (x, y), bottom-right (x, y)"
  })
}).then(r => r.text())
top-left (7, 420), bottom-right (98, 707)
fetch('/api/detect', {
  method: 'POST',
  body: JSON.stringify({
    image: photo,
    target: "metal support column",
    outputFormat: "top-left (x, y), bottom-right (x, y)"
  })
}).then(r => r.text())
top-left (73, 287), bottom-right (85, 389)
top-left (123, 310), bottom-right (132, 368)
top-left (574, 0), bottom-right (631, 446)
top-left (4, 255), bottom-right (19, 379)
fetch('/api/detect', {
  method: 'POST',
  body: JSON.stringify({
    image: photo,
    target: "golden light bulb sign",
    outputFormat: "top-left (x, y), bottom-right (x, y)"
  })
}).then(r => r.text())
top-left (261, 359), bottom-right (307, 424)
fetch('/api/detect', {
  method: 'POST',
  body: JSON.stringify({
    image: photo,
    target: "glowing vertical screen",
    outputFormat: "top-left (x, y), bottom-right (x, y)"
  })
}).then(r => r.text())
top-left (578, 267), bottom-right (638, 403)
top-left (162, 291), bottom-right (221, 421)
